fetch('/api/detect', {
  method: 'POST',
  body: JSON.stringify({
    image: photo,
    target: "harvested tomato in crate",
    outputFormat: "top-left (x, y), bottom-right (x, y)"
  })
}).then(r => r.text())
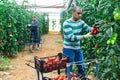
top-left (34, 53), bottom-right (69, 73)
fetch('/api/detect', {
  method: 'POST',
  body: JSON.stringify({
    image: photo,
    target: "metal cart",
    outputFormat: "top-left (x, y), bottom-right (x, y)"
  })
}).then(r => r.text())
top-left (26, 53), bottom-right (68, 80)
top-left (66, 59), bottom-right (98, 80)
top-left (26, 53), bottom-right (98, 80)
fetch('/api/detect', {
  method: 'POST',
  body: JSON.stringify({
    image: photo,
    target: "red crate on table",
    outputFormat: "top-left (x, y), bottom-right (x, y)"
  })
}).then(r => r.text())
top-left (34, 53), bottom-right (68, 73)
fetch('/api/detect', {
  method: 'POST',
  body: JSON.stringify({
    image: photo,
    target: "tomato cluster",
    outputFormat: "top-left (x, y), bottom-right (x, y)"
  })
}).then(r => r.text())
top-left (107, 33), bottom-right (118, 45)
top-left (54, 72), bottom-right (76, 80)
top-left (91, 24), bottom-right (99, 34)
top-left (35, 55), bottom-right (68, 73)
top-left (113, 7), bottom-right (120, 21)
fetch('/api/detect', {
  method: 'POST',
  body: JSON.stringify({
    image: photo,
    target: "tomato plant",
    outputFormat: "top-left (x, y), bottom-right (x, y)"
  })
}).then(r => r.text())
top-left (0, 0), bottom-right (49, 57)
top-left (60, 0), bottom-right (120, 79)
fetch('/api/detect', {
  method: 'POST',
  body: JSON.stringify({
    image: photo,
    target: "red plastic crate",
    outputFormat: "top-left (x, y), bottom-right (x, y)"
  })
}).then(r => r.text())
top-left (34, 53), bottom-right (68, 73)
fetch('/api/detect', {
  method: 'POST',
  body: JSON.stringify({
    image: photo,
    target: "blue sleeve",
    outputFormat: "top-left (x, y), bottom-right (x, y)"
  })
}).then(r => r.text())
top-left (31, 20), bottom-right (39, 27)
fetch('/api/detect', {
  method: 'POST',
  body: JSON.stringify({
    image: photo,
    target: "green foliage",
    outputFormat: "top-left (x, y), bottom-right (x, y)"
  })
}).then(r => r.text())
top-left (0, 0), bottom-right (49, 57)
top-left (0, 56), bottom-right (10, 70)
top-left (41, 13), bottom-right (49, 34)
top-left (60, 11), bottom-right (68, 35)
top-left (77, 1), bottom-right (120, 79)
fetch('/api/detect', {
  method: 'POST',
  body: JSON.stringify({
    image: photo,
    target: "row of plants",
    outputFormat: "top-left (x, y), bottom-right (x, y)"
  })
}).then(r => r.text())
top-left (60, 0), bottom-right (120, 79)
top-left (0, 0), bottom-right (49, 57)
top-left (0, 0), bottom-right (49, 70)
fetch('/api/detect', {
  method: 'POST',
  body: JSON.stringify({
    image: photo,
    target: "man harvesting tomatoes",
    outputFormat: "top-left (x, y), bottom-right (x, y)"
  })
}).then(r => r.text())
top-left (62, 6), bottom-right (99, 77)
top-left (29, 15), bottom-right (39, 52)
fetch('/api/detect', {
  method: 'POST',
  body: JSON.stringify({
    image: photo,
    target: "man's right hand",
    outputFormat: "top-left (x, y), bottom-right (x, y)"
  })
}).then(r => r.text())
top-left (83, 33), bottom-right (93, 38)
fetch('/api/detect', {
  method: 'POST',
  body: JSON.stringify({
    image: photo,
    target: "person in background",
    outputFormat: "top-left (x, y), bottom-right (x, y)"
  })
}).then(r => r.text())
top-left (29, 15), bottom-right (39, 52)
top-left (62, 6), bottom-right (93, 77)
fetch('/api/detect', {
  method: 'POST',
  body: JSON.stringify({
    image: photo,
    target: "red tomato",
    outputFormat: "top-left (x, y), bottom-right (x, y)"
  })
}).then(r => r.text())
top-left (44, 59), bottom-right (49, 63)
top-left (0, 40), bottom-right (2, 43)
top-left (96, 28), bottom-right (99, 32)
top-left (91, 27), bottom-right (99, 34)
top-left (43, 64), bottom-right (47, 69)
top-left (52, 61), bottom-right (57, 70)
top-left (48, 66), bottom-right (52, 71)
top-left (63, 78), bottom-right (68, 80)
top-left (71, 77), bottom-right (77, 80)
top-left (49, 57), bottom-right (56, 62)
top-left (93, 30), bottom-right (97, 34)
top-left (18, 40), bottom-right (21, 43)
top-left (58, 76), bottom-right (64, 80)
top-left (61, 58), bottom-right (67, 62)
top-left (63, 74), bottom-right (67, 78)
top-left (92, 25), bottom-right (99, 33)
top-left (54, 75), bottom-right (60, 80)
top-left (55, 57), bottom-right (60, 61)
top-left (70, 72), bottom-right (74, 77)
top-left (56, 61), bottom-right (61, 66)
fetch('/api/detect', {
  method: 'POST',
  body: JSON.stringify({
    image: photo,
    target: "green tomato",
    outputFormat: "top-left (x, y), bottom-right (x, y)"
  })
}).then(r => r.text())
top-left (96, 49), bottom-right (100, 54)
top-left (114, 13), bottom-right (120, 21)
top-left (113, 8), bottom-right (118, 15)
top-left (107, 40), bottom-right (111, 45)
top-left (112, 37), bottom-right (116, 40)
top-left (111, 40), bottom-right (115, 44)
top-left (114, 33), bottom-right (118, 37)
top-left (113, 10), bottom-right (117, 15)
top-left (111, 33), bottom-right (118, 40)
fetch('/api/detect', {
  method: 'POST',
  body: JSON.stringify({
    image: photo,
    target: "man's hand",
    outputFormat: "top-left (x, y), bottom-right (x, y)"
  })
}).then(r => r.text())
top-left (84, 33), bottom-right (93, 38)
top-left (28, 24), bottom-right (31, 26)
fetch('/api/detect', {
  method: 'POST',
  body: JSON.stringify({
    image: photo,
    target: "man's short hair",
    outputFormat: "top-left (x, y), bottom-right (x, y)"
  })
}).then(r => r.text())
top-left (32, 15), bottom-right (36, 18)
top-left (72, 6), bottom-right (81, 12)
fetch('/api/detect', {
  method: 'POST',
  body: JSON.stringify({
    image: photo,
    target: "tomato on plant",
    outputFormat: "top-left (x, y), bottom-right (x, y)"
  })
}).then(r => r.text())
top-left (96, 49), bottom-right (100, 54)
top-left (107, 40), bottom-right (111, 45)
top-left (94, 45), bottom-right (101, 49)
top-left (114, 13), bottom-right (120, 21)
top-left (0, 40), bottom-right (2, 43)
top-left (8, 23), bottom-right (12, 27)
top-left (9, 33), bottom-right (13, 37)
top-left (91, 24), bottom-right (99, 34)
top-left (113, 7), bottom-right (120, 21)
top-left (18, 40), bottom-right (21, 43)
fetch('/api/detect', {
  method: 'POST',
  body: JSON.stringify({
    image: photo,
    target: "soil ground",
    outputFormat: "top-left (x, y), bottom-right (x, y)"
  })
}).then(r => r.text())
top-left (0, 32), bottom-right (96, 80)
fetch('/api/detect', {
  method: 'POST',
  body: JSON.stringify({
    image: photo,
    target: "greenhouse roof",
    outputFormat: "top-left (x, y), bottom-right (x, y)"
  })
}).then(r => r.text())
top-left (14, 0), bottom-right (67, 14)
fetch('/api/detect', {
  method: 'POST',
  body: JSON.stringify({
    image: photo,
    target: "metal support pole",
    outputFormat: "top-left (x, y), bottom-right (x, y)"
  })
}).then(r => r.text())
top-left (67, 63), bottom-right (71, 80)
top-left (36, 70), bottom-right (40, 80)
top-left (41, 72), bottom-right (44, 80)
top-left (96, 60), bottom-right (98, 80)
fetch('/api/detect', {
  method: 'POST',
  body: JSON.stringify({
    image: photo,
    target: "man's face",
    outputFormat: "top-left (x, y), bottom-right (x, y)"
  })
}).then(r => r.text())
top-left (32, 17), bottom-right (36, 21)
top-left (73, 8), bottom-right (82, 21)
